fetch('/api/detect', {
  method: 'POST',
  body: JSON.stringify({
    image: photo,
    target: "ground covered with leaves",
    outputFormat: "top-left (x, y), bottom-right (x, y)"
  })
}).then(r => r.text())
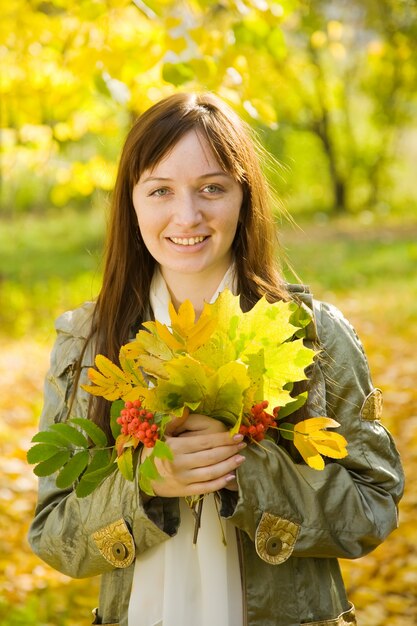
top-left (0, 216), bottom-right (416, 624)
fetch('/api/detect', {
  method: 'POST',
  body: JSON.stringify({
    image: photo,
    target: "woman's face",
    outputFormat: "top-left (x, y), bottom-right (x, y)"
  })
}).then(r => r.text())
top-left (132, 130), bottom-right (243, 288)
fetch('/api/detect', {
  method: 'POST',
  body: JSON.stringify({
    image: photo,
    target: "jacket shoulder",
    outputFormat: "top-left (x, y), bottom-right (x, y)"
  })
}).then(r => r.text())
top-left (54, 301), bottom-right (96, 339)
top-left (286, 283), bottom-right (364, 354)
top-left (49, 302), bottom-right (96, 375)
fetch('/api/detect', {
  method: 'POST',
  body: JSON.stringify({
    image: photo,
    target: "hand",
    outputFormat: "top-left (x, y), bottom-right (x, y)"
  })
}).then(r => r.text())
top-left (141, 414), bottom-right (246, 497)
top-left (172, 413), bottom-right (229, 437)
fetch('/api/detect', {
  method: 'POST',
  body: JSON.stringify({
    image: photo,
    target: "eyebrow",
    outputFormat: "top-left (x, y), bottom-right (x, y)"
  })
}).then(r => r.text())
top-left (140, 172), bottom-right (232, 184)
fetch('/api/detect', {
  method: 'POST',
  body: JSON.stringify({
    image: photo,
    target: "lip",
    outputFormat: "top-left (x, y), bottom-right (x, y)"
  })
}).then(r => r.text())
top-left (166, 235), bottom-right (209, 247)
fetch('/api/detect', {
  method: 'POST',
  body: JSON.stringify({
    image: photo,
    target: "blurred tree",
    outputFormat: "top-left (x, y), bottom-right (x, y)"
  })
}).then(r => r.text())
top-left (1, 0), bottom-right (416, 216)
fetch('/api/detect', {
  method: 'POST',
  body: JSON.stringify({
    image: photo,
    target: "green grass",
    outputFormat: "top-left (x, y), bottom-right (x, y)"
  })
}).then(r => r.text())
top-left (1, 209), bottom-right (416, 339)
top-left (281, 219), bottom-right (417, 292)
top-left (0, 208), bottom-right (105, 339)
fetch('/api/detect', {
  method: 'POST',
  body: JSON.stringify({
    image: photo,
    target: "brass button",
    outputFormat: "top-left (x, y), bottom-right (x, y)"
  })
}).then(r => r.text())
top-left (265, 536), bottom-right (282, 556)
top-left (112, 541), bottom-right (128, 561)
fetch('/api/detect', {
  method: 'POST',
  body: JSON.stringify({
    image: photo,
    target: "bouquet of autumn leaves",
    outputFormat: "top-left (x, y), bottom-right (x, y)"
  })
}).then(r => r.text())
top-left (28, 291), bottom-right (348, 497)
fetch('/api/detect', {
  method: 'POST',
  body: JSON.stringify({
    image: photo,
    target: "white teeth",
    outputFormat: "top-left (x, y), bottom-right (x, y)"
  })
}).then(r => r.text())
top-left (170, 236), bottom-right (206, 246)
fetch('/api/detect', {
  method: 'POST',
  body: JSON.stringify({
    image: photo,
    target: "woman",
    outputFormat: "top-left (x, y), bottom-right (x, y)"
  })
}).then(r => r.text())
top-left (29, 92), bottom-right (404, 626)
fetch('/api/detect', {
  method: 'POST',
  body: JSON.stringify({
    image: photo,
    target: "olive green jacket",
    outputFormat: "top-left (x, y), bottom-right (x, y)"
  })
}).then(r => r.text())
top-left (28, 286), bottom-right (404, 626)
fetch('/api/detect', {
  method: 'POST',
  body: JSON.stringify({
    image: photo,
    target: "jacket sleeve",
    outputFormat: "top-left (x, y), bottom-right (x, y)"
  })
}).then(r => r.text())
top-left (221, 301), bottom-right (404, 564)
top-left (28, 308), bottom-right (177, 579)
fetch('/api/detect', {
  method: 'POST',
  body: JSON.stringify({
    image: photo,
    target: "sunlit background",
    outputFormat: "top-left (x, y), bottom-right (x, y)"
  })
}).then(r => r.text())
top-left (1, 1), bottom-right (416, 624)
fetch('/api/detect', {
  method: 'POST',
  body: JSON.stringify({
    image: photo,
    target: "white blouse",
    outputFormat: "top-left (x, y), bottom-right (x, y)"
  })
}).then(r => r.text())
top-left (128, 267), bottom-right (243, 626)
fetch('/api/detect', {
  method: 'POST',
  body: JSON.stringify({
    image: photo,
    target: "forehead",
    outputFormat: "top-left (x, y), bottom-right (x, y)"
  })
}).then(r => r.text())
top-left (150, 130), bottom-right (222, 173)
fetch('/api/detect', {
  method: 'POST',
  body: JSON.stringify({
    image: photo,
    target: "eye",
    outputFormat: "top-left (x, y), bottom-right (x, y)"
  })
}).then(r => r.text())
top-left (202, 184), bottom-right (222, 194)
top-left (149, 187), bottom-right (170, 197)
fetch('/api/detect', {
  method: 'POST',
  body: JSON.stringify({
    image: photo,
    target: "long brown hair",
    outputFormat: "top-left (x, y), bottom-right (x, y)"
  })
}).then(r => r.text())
top-left (80, 92), bottom-right (289, 436)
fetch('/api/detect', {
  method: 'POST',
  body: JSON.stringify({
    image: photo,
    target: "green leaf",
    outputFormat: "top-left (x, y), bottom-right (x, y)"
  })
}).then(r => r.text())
top-left (202, 361), bottom-right (250, 429)
top-left (153, 438), bottom-right (173, 462)
top-left (143, 355), bottom-right (208, 415)
top-left (83, 449), bottom-right (112, 475)
top-left (31, 430), bottom-right (71, 447)
top-left (49, 422), bottom-right (89, 448)
top-left (138, 455), bottom-right (159, 496)
top-left (27, 443), bottom-right (64, 464)
top-left (288, 302), bottom-right (313, 330)
top-left (34, 450), bottom-right (71, 477)
top-left (264, 339), bottom-right (314, 388)
top-left (192, 331), bottom-right (237, 371)
top-left (110, 399), bottom-right (124, 439)
top-left (70, 418), bottom-right (108, 447)
top-left (138, 441), bottom-right (174, 496)
top-left (56, 450), bottom-right (89, 489)
top-left (75, 462), bottom-right (117, 498)
top-left (277, 392), bottom-right (308, 418)
top-left (279, 423), bottom-right (295, 440)
top-left (117, 447), bottom-right (134, 481)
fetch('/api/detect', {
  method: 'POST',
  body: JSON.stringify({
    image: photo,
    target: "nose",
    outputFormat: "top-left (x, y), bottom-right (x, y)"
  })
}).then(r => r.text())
top-left (172, 191), bottom-right (202, 227)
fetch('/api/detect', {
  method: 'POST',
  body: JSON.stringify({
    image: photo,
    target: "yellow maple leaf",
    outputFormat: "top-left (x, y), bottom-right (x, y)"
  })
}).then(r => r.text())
top-left (81, 354), bottom-right (134, 401)
top-left (293, 417), bottom-right (348, 470)
top-left (154, 320), bottom-right (184, 351)
top-left (168, 299), bottom-right (217, 353)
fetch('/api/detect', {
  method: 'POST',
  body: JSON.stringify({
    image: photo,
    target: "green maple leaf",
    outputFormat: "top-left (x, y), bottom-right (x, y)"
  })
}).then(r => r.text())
top-left (264, 339), bottom-right (314, 388)
top-left (191, 330), bottom-right (237, 370)
top-left (142, 355), bottom-right (209, 416)
top-left (201, 360), bottom-right (250, 429)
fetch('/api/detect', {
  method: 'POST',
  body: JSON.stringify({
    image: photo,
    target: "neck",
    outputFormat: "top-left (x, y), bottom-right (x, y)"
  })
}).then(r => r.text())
top-left (161, 266), bottom-right (232, 315)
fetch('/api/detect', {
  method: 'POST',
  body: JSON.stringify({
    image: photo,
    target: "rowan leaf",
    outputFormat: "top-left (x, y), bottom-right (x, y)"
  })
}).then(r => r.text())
top-left (48, 422), bottom-right (89, 448)
top-left (110, 399), bottom-right (124, 439)
top-left (70, 418), bottom-right (108, 447)
top-left (83, 449), bottom-right (112, 475)
top-left (138, 440), bottom-right (173, 496)
top-left (27, 443), bottom-right (64, 464)
top-left (75, 461), bottom-right (117, 498)
top-left (115, 433), bottom-right (134, 457)
top-left (154, 438), bottom-right (174, 461)
top-left (117, 447), bottom-right (134, 481)
top-left (33, 450), bottom-right (71, 477)
top-left (55, 450), bottom-right (89, 489)
top-left (31, 430), bottom-right (71, 447)
top-left (82, 354), bottom-right (134, 401)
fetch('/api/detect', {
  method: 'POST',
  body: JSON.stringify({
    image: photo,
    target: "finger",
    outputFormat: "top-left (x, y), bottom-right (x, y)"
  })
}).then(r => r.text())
top-left (178, 442), bottom-right (246, 470)
top-left (164, 406), bottom-right (190, 436)
top-left (224, 476), bottom-right (239, 491)
top-left (183, 453), bottom-right (246, 484)
top-left (183, 471), bottom-right (242, 496)
top-left (167, 432), bottom-right (244, 454)
top-left (176, 414), bottom-right (228, 435)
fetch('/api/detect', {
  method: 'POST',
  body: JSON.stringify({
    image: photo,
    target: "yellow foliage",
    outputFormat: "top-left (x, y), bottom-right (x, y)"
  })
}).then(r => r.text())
top-left (83, 355), bottom-right (135, 401)
top-left (293, 417), bottom-right (348, 470)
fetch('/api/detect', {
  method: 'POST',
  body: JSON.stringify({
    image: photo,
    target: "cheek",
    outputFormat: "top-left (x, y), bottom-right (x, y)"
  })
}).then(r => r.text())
top-left (135, 211), bottom-right (155, 250)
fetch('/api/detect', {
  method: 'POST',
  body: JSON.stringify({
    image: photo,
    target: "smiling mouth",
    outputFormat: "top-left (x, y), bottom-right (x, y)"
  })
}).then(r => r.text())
top-left (169, 236), bottom-right (207, 246)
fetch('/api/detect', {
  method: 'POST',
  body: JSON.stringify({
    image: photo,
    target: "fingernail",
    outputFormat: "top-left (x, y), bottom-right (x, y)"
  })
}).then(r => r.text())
top-left (235, 455), bottom-right (246, 464)
top-left (233, 433), bottom-right (244, 442)
top-left (237, 442), bottom-right (247, 450)
top-left (225, 474), bottom-right (236, 482)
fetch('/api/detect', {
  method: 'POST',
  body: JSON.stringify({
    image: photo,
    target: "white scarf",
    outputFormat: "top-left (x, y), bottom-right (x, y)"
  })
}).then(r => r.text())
top-left (128, 266), bottom-right (243, 626)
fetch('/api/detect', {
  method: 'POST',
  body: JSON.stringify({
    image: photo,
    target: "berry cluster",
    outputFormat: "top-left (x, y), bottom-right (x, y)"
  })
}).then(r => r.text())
top-left (239, 400), bottom-right (278, 442)
top-left (117, 399), bottom-right (159, 448)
